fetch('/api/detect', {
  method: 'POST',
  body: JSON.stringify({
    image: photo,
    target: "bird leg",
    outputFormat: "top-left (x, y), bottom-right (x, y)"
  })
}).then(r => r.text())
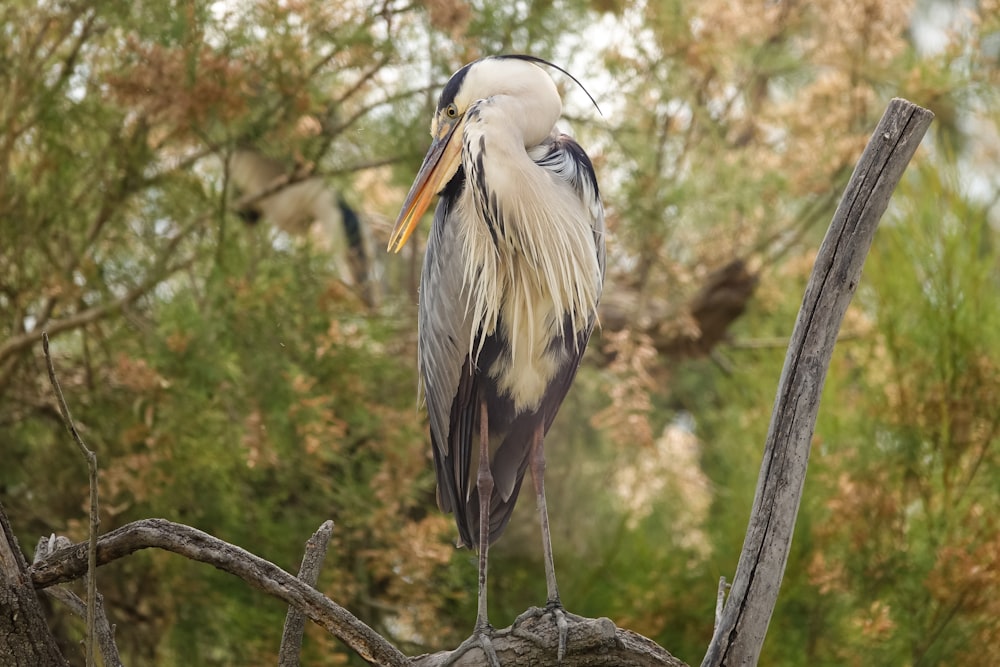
top-left (529, 422), bottom-right (560, 607)
top-left (444, 399), bottom-right (500, 667)
top-left (512, 421), bottom-right (571, 660)
top-left (475, 398), bottom-right (494, 632)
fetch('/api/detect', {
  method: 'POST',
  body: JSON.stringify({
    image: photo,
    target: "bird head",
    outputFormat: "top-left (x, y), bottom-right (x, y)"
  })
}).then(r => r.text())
top-left (387, 56), bottom-right (594, 253)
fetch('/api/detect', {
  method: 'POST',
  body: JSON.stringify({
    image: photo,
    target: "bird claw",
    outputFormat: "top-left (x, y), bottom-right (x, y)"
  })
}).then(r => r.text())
top-left (442, 625), bottom-right (500, 667)
top-left (513, 602), bottom-right (573, 661)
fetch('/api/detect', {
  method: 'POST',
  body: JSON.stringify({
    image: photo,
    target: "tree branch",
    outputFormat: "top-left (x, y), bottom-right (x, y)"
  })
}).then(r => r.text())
top-left (279, 520), bottom-right (335, 667)
top-left (32, 534), bottom-right (122, 667)
top-left (29, 519), bottom-right (409, 667)
top-left (410, 611), bottom-right (685, 667)
top-left (701, 98), bottom-right (934, 667)
top-left (27, 519), bottom-right (689, 667)
top-left (38, 586), bottom-right (122, 667)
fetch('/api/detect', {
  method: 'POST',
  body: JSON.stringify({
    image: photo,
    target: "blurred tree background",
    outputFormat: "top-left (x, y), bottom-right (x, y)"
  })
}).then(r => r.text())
top-left (1, 0), bottom-right (998, 665)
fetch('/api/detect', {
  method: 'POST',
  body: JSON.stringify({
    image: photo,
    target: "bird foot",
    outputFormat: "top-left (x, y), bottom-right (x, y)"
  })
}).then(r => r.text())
top-left (442, 624), bottom-right (501, 667)
top-left (513, 601), bottom-right (576, 661)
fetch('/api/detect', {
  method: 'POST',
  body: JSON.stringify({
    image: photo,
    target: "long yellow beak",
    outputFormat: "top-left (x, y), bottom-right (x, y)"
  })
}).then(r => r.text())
top-left (387, 118), bottom-right (464, 253)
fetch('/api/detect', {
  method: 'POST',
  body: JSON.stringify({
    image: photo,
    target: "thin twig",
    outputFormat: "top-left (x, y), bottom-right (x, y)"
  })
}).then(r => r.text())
top-left (279, 520), bottom-right (335, 667)
top-left (42, 332), bottom-right (100, 667)
top-left (714, 577), bottom-right (729, 633)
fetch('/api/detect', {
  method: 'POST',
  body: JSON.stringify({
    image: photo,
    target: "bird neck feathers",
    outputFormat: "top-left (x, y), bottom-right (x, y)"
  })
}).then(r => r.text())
top-left (456, 121), bottom-right (602, 380)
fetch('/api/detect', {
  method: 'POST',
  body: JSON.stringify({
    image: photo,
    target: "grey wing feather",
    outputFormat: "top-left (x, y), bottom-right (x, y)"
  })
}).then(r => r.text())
top-left (535, 133), bottom-right (606, 281)
top-left (417, 196), bottom-right (474, 513)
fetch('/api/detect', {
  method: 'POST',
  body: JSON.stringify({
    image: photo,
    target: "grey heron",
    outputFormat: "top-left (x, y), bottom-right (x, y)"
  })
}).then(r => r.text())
top-left (388, 55), bottom-right (605, 662)
top-left (228, 148), bottom-right (376, 295)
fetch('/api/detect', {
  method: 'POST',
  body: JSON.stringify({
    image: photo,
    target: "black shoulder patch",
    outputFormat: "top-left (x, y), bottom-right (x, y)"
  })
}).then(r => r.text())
top-left (441, 164), bottom-right (466, 200)
top-left (535, 135), bottom-right (601, 199)
top-left (560, 136), bottom-right (600, 197)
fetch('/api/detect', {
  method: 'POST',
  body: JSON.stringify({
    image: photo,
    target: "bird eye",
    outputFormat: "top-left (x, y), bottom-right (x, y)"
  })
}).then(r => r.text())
top-left (445, 103), bottom-right (459, 119)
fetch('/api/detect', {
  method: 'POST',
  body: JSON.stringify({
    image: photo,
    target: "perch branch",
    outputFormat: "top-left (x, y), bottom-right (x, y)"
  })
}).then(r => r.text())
top-left (29, 518), bottom-right (409, 667)
top-left (279, 520), bottom-right (335, 667)
top-left (410, 611), bottom-right (685, 667)
top-left (43, 332), bottom-right (100, 667)
top-left (701, 98), bottom-right (934, 667)
top-left (27, 519), bottom-right (688, 666)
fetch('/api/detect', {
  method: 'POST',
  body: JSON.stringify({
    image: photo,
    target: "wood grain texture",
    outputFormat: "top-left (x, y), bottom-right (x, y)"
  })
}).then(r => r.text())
top-left (279, 520), bottom-right (336, 667)
top-left (701, 99), bottom-right (935, 667)
top-left (30, 518), bottom-right (410, 667)
top-left (0, 503), bottom-right (69, 667)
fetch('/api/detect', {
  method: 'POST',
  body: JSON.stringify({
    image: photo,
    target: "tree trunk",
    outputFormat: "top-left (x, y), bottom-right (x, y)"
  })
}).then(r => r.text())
top-left (0, 502), bottom-right (68, 667)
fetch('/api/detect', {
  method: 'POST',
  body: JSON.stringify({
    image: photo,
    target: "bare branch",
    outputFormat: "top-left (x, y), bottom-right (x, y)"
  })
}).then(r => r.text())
top-left (29, 519), bottom-right (409, 667)
top-left (33, 535), bottom-right (123, 667)
top-left (279, 520), bottom-right (335, 667)
top-left (40, 588), bottom-right (122, 667)
top-left (42, 333), bottom-right (100, 667)
top-left (27, 519), bottom-right (692, 666)
top-left (410, 612), bottom-right (685, 667)
top-left (701, 98), bottom-right (934, 667)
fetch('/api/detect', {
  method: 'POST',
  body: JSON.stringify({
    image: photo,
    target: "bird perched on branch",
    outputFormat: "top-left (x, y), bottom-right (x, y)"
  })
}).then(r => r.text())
top-left (388, 55), bottom-right (605, 663)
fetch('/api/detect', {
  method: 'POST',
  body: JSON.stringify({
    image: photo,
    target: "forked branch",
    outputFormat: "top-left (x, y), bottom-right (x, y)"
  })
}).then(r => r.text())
top-left (29, 519), bottom-right (409, 667)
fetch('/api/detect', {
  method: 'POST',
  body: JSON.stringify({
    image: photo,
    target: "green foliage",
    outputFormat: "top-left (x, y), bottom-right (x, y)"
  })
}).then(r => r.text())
top-left (1, 0), bottom-right (999, 665)
top-left (809, 157), bottom-right (1000, 665)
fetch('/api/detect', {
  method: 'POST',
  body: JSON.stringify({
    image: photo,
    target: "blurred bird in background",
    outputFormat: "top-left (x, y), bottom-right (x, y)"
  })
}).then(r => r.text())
top-left (228, 148), bottom-right (378, 305)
